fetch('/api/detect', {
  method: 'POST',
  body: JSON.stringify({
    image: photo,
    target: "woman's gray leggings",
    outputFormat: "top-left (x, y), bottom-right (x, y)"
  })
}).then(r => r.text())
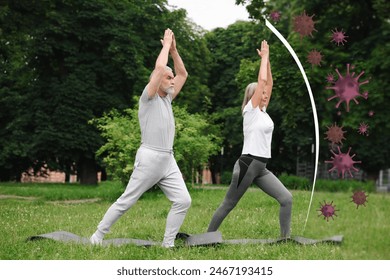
top-left (207, 155), bottom-right (292, 237)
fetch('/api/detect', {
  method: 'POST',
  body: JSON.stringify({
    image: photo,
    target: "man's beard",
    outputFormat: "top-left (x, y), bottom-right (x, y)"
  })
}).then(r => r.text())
top-left (164, 86), bottom-right (175, 95)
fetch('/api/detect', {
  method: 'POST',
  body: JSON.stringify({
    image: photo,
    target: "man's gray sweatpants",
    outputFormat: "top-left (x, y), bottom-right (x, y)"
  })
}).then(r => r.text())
top-left (96, 145), bottom-right (191, 247)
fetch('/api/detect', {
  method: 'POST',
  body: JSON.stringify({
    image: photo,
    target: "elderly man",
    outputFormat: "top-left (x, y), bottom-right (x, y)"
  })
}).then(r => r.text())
top-left (90, 29), bottom-right (191, 248)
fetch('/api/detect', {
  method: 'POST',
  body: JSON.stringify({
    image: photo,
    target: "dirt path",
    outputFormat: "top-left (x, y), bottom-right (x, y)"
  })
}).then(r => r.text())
top-left (0, 195), bottom-right (100, 204)
top-left (0, 194), bottom-right (38, 200)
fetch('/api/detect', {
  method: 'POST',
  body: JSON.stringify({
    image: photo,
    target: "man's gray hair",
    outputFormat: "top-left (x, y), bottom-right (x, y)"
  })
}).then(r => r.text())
top-left (149, 66), bottom-right (173, 81)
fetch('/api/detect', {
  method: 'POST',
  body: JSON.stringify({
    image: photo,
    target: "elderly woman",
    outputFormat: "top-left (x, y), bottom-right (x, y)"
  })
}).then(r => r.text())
top-left (207, 40), bottom-right (293, 238)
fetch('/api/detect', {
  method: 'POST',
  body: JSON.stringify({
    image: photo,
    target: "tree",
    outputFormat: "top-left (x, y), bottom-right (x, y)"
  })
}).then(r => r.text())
top-left (0, 20), bottom-right (35, 181)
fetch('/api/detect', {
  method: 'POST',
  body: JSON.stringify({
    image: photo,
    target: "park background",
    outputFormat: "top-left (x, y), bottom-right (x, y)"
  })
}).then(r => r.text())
top-left (0, 0), bottom-right (389, 260)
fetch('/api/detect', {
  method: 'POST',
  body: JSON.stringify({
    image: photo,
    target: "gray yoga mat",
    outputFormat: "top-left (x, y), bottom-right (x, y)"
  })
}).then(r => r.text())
top-left (27, 230), bottom-right (343, 247)
top-left (27, 231), bottom-right (159, 247)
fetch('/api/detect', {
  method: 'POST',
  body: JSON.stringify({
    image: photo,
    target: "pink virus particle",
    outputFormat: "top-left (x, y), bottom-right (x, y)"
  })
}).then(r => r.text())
top-left (307, 49), bottom-right (323, 67)
top-left (318, 201), bottom-right (338, 221)
top-left (357, 122), bottom-right (369, 136)
top-left (326, 73), bottom-right (335, 83)
top-left (326, 64), bottom-right (369, 112)
top-left (330, 28), bottom-right (348, 46)
top-left (270, 11), bottom-right (281, 22)
top-left (293, 11), bottom-right (317, 39)
top-left (351, 190), bottom-right (368, 209)
top-left (368, 110), bottom-right (375, 117)
top-left (325, 146), bottom-right (361, 178)
top-left (324, 123), bottom-right (346, 145)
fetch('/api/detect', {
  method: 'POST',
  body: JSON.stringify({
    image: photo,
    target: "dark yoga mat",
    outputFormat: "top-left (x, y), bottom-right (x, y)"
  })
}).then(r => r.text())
top-left (27, 231), bottom-right (343, 246)
top-left (27, 231), bottom-right (159, 247)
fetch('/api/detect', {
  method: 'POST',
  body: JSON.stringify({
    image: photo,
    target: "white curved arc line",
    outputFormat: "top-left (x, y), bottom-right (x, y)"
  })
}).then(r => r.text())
top-left (264, 18), bottom-right (319, 233)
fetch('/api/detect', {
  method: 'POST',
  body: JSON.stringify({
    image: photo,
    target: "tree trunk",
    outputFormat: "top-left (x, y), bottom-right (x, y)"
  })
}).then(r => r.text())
top-left (78, 156), bottom-right (98, 185)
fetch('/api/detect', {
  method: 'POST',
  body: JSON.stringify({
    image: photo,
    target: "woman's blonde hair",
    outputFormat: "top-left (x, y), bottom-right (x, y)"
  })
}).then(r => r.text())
top-left (241, 82), bottom-right (257, 112)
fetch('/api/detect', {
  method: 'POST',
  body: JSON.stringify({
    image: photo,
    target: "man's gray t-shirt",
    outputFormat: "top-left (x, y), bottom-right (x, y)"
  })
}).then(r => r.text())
top-left (138, 86), bottom-right (175, 152)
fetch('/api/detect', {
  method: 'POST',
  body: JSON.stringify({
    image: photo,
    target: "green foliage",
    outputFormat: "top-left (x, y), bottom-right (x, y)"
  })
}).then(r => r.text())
top-left (0, 181), bottom-right (123, 201)
top-left (173, 105), bottom-right (222, 184)
top-left (221, 170), bottom-right (233, 185)
top-left (278, 173), bottom-right (375, 192)
top-left (91, 103), bottom-right (222, 185)
top-left (278, 173), bottom-right (311, 191)
top-left (91, 107), bottom-right (141, 186)
top-left (316, 178), bottom-right (376, 193)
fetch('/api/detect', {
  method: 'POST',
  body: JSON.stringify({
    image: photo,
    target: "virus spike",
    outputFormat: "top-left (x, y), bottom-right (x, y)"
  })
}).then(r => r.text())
top-left (335, 68), bottom-right (342, 78)
top-left (355, 71), bottom-right (365, 80)
top-left (351, 166), bottom-right (359, 172)
top-left (326, 85), bottom-right (337, 91)
top-left (327, 94), bottom-right (337, 101)
top-left (336, 99), bottom-right (344, 110)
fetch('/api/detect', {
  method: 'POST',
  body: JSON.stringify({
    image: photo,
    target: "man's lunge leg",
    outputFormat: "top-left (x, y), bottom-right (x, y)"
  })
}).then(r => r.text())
top-left (91, 174), bottom-right (157, 244)
top-left (158, 158), bottom-right (191, 247)
top-left (96, 178), bottom-right (149, 235)
top-left (162, 191), bottom-right (191, 247)
top-left (90, 147), bottom-right (163, 244)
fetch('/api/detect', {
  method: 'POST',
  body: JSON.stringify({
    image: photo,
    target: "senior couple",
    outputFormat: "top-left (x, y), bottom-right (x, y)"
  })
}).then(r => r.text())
top-left (90, 29), bottom-right (292, 247)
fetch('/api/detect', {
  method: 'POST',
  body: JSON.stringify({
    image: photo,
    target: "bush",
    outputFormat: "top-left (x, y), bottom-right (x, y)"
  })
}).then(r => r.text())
top-left (277, 173), bottom-right (376, 193)
top-left (278, 173), bottom-right (311, 190)
top-left (316, 178), bottom-right (376, 193)
top-left (221, 170), bottom-right (233, 185)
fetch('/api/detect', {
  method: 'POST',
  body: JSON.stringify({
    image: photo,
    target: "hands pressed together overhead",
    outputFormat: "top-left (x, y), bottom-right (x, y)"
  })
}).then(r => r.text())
top-left (160, 28), bottom-right (176, 52)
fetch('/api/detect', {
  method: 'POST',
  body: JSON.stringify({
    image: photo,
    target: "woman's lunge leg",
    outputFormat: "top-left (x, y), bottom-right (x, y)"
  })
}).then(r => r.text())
top-left (207, 158), bottom-right (255, 232)
top-left (254, 172), bottom-right (292, 237)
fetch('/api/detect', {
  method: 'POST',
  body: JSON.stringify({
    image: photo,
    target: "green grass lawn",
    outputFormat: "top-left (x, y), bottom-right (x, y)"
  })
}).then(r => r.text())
top-left (0, 181), bottom-right (389, 260)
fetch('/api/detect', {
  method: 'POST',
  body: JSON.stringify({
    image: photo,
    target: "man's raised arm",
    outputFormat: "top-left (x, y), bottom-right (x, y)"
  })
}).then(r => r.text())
top-left (147, 29), bottom-right (173, 99)
top-left (169, 34), bottom-right (188, 100)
